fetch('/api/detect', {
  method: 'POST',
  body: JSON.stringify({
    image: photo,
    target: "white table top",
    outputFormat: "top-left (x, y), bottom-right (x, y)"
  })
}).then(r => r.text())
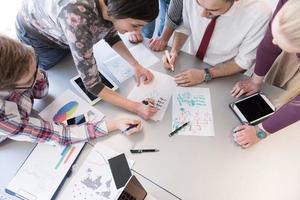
top-left (1, 39), bottom-right (300, 200)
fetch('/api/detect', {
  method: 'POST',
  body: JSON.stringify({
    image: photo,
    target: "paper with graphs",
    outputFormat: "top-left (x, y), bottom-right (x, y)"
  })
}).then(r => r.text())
top-left (127, 70), bottom-right (176, 121)
top-left (172, 87), bottom-right (215, 136)
top-left (58, 144), bottom-right (134, 200)
top-left (103, 44), bottom-right (159, 83)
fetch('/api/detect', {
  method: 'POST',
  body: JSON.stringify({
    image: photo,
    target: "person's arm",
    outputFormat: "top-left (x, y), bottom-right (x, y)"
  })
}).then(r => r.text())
top-left (111, 40), bottom-right (154, 86)
top-left (57, 4), bottom-right (157, 119)
top-left (97, 87), bottom-right (157, 119)
top-left (262, 94), bottom-right (300, 133)
top-left (32, 70), bottom-right (49, 99)
top-left (149, 0), bottom-right (183, 51)
top-left (162, 31), bottom-right (188, 70)
top-left (209, 60), bottom-right (244, 79)
top-left (254, 0), bottom-right (287, 77)
top-left (0, 102), bottom-right (109, 145)
top-left (231, 0), bottom-right (287, 98)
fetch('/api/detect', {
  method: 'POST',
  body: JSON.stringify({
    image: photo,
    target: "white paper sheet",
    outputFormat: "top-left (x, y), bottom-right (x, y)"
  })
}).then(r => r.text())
top-left (6, 90), bottom-right (106, 200)
top-left (103, 44), bottom-right (159, 83)
top-left (58, 144), bottom-right (134, 200)
top-left (127, 70), bottom-right (176, 121)
top-left (172, 87), bottom-right (215, 136)
top-left (6, 143), bottom-right (84, 200)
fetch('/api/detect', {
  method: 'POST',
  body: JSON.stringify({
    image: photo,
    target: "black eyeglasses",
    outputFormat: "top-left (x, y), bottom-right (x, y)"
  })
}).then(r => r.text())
top-left (13, 58), bottom-right (39, 90)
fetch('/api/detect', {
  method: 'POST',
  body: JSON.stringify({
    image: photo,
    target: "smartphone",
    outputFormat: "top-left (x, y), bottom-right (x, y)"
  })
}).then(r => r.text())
top-left (66, 114), bottom-right (86, 125)
top-left (230, 93), bottom-right (275, 125)
top-left (70, 70), bottom-right (118, 105)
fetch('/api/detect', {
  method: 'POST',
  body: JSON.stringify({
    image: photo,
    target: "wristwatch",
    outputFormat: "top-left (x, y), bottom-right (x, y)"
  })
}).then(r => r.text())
top-left (204, 68), bottom-right (212, 82)
top-left (256, 127), bottom-right (267, 139)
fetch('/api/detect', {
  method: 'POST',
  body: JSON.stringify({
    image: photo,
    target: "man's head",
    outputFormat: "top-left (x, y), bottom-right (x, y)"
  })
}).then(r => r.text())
top-left (196, 0), bottom-right (236, 18)
top-left (105, 0), bottom-right (159, 34)
top-left (0, 35), bottom-right (37, 90)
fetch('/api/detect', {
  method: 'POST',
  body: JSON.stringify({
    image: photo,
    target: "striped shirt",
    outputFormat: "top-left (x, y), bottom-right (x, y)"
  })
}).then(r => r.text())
top-left (0, 71), bottom-right (108, 145)
top-left (165, 0), bottom-right (183, 30)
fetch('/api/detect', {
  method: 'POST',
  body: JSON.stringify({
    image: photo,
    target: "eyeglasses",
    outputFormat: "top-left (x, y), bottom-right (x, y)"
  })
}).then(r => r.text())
top-left (13, 58), bottom-right (39, 90)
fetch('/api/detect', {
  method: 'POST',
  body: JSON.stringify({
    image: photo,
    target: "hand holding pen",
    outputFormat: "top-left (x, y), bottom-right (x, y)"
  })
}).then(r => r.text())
top-left (118, 119), bottom-right (142, 135)
top-left (162, 50), bottom-right (177, 72)
top-left (136, 98), bottom-right (158, 120)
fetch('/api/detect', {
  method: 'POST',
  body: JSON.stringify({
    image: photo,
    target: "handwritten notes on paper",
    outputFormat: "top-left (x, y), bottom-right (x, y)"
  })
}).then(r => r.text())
top-left (172, 87), bottom-right (215, 136)
top-left (127, 70), bottom-right (176, 121)
top-left (103, 44), bottom-right (159, 83)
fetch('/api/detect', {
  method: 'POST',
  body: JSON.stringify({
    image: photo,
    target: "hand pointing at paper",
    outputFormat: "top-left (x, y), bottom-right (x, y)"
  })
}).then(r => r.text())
top-left (133, 63), bottom-right (154, 86)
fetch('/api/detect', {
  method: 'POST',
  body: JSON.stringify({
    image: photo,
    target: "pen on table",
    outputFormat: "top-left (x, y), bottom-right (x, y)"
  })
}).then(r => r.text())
top-left (169, 121), bottom-right (190, 137)
top-left (130, 149), bottom-right (159, 153)
top-left (164, 50), bottom-right (174, 72)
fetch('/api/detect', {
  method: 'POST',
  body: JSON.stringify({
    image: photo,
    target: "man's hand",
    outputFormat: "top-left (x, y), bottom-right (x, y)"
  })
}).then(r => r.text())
top-left (162, 51), bottom-right (178, 71)
top-left (174, 69), bottom-right (205, 87)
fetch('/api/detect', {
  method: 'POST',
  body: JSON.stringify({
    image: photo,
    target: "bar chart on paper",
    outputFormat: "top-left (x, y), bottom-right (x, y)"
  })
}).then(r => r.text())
top-left (5, 143), bottom-right (84, 200)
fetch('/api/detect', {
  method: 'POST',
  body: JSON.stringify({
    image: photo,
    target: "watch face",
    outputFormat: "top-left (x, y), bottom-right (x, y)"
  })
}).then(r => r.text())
top-left (204, 70), bottom-right (212, 81)
top-left (257, 130), bottom-right (267, 139)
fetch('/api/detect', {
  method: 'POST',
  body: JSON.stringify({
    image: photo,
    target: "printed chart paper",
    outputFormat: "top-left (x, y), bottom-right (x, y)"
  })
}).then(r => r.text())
top-left (6, 90), bottom-right (105, 200)
top-left (58, 144), bottom-right (134, 200)
top-left (127, 70), bottom-right (176, 121)
top-left (172, 87), bottom-right (215, 136)
top-left (103, 44), bottom-right (159, 83)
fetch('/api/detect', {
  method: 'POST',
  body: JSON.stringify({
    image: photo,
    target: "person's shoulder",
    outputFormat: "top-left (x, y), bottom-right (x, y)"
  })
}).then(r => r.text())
top-left (241, 0), bottom-right (272, 18)
top-left (61, 0), bottom-right (97, 14)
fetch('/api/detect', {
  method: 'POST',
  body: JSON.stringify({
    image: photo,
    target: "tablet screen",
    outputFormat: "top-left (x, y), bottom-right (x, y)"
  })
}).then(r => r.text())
top-left (235, 94), bottom-right (274, 122)
top-left (74, 72), bottom-right (114, 101)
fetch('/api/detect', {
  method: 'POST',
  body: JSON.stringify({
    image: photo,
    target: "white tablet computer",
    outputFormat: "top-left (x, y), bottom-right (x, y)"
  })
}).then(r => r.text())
top-left (70, 70), bottom-right (118, 105)
top-left (230, 93), bottom-right (275, 125)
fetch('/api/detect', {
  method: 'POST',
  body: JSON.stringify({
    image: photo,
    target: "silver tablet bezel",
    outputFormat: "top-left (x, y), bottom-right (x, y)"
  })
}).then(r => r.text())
top-left (231, 93), bottom-right (276, 125)
top-left (70, 69), bottom-right (118, 105)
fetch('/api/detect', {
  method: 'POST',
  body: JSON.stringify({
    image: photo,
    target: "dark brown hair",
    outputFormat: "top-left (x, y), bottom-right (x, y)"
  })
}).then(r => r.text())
top-left (0, 35), bottom-right (35, 90)
top-left (105, 0), bottom-right (159, 22)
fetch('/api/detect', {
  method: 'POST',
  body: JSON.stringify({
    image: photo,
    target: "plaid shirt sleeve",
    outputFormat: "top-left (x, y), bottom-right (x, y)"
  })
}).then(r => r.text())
top-left (32, 70), bottom-right (49, 99)
top-left (0, 100), bottom-right (109, 145)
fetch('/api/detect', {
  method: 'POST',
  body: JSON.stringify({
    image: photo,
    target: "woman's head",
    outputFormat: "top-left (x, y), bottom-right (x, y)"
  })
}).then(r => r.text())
top-left (105, 0), bottom-right (159, 34)
top-left (272, 0), bottom-right (300, 53)
top-left (0, 35), bottom-right (37, 90)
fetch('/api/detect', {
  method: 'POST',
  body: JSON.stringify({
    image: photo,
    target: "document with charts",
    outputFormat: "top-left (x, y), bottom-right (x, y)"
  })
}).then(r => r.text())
top-left (103, 43), bottom-right (159, 83)
top-left (172, 87), bottom-right (215, 136)
top-left (58, 144), bottom-right (134, 200)
top-left (127, 70), bottom-right (176, 121)
top-left (5, 89), bottom-right (105, 200)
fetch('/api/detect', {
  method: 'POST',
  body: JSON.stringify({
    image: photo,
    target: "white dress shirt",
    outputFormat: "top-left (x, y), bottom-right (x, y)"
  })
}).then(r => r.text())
top-left (176, 0), bottom-right (272, 69)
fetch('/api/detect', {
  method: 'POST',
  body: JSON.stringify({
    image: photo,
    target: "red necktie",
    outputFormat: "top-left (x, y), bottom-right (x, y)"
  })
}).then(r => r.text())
top-left (196, 16), bottom-right (219, 60)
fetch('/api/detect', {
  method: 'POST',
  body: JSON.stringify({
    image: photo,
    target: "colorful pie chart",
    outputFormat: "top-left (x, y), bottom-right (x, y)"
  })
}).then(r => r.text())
top-left (53, 101), bottom-right (79, 123)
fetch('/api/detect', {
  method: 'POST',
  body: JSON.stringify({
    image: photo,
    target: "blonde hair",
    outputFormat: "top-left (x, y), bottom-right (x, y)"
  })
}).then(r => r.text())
top-left (0, 34), bottom-right (35, 90)
top-left (276, 0), bottom-right (300, 106)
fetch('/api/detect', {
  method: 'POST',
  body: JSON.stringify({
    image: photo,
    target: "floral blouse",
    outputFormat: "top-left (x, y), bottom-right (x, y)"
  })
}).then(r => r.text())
top-left (19, 0), bottom-right (121, 95)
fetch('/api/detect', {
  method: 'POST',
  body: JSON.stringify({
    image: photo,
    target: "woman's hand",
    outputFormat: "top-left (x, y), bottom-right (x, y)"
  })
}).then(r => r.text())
top-left (107, 118), bottom-right (142, 135)
top-left (133, 64), bottom-right (154, 86)
top-left (231, 74), bottom-right (263, 98)
top-left (233, 125), bottom-right (267, 148)
top-left (135, 99), bottom-right (158, 120)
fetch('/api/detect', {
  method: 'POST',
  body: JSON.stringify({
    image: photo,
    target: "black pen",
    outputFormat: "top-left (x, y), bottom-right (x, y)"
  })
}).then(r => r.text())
top-left (169, 121), bottom-right (190, 137)
top-left (130, 149), bottom-right (159, 153)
